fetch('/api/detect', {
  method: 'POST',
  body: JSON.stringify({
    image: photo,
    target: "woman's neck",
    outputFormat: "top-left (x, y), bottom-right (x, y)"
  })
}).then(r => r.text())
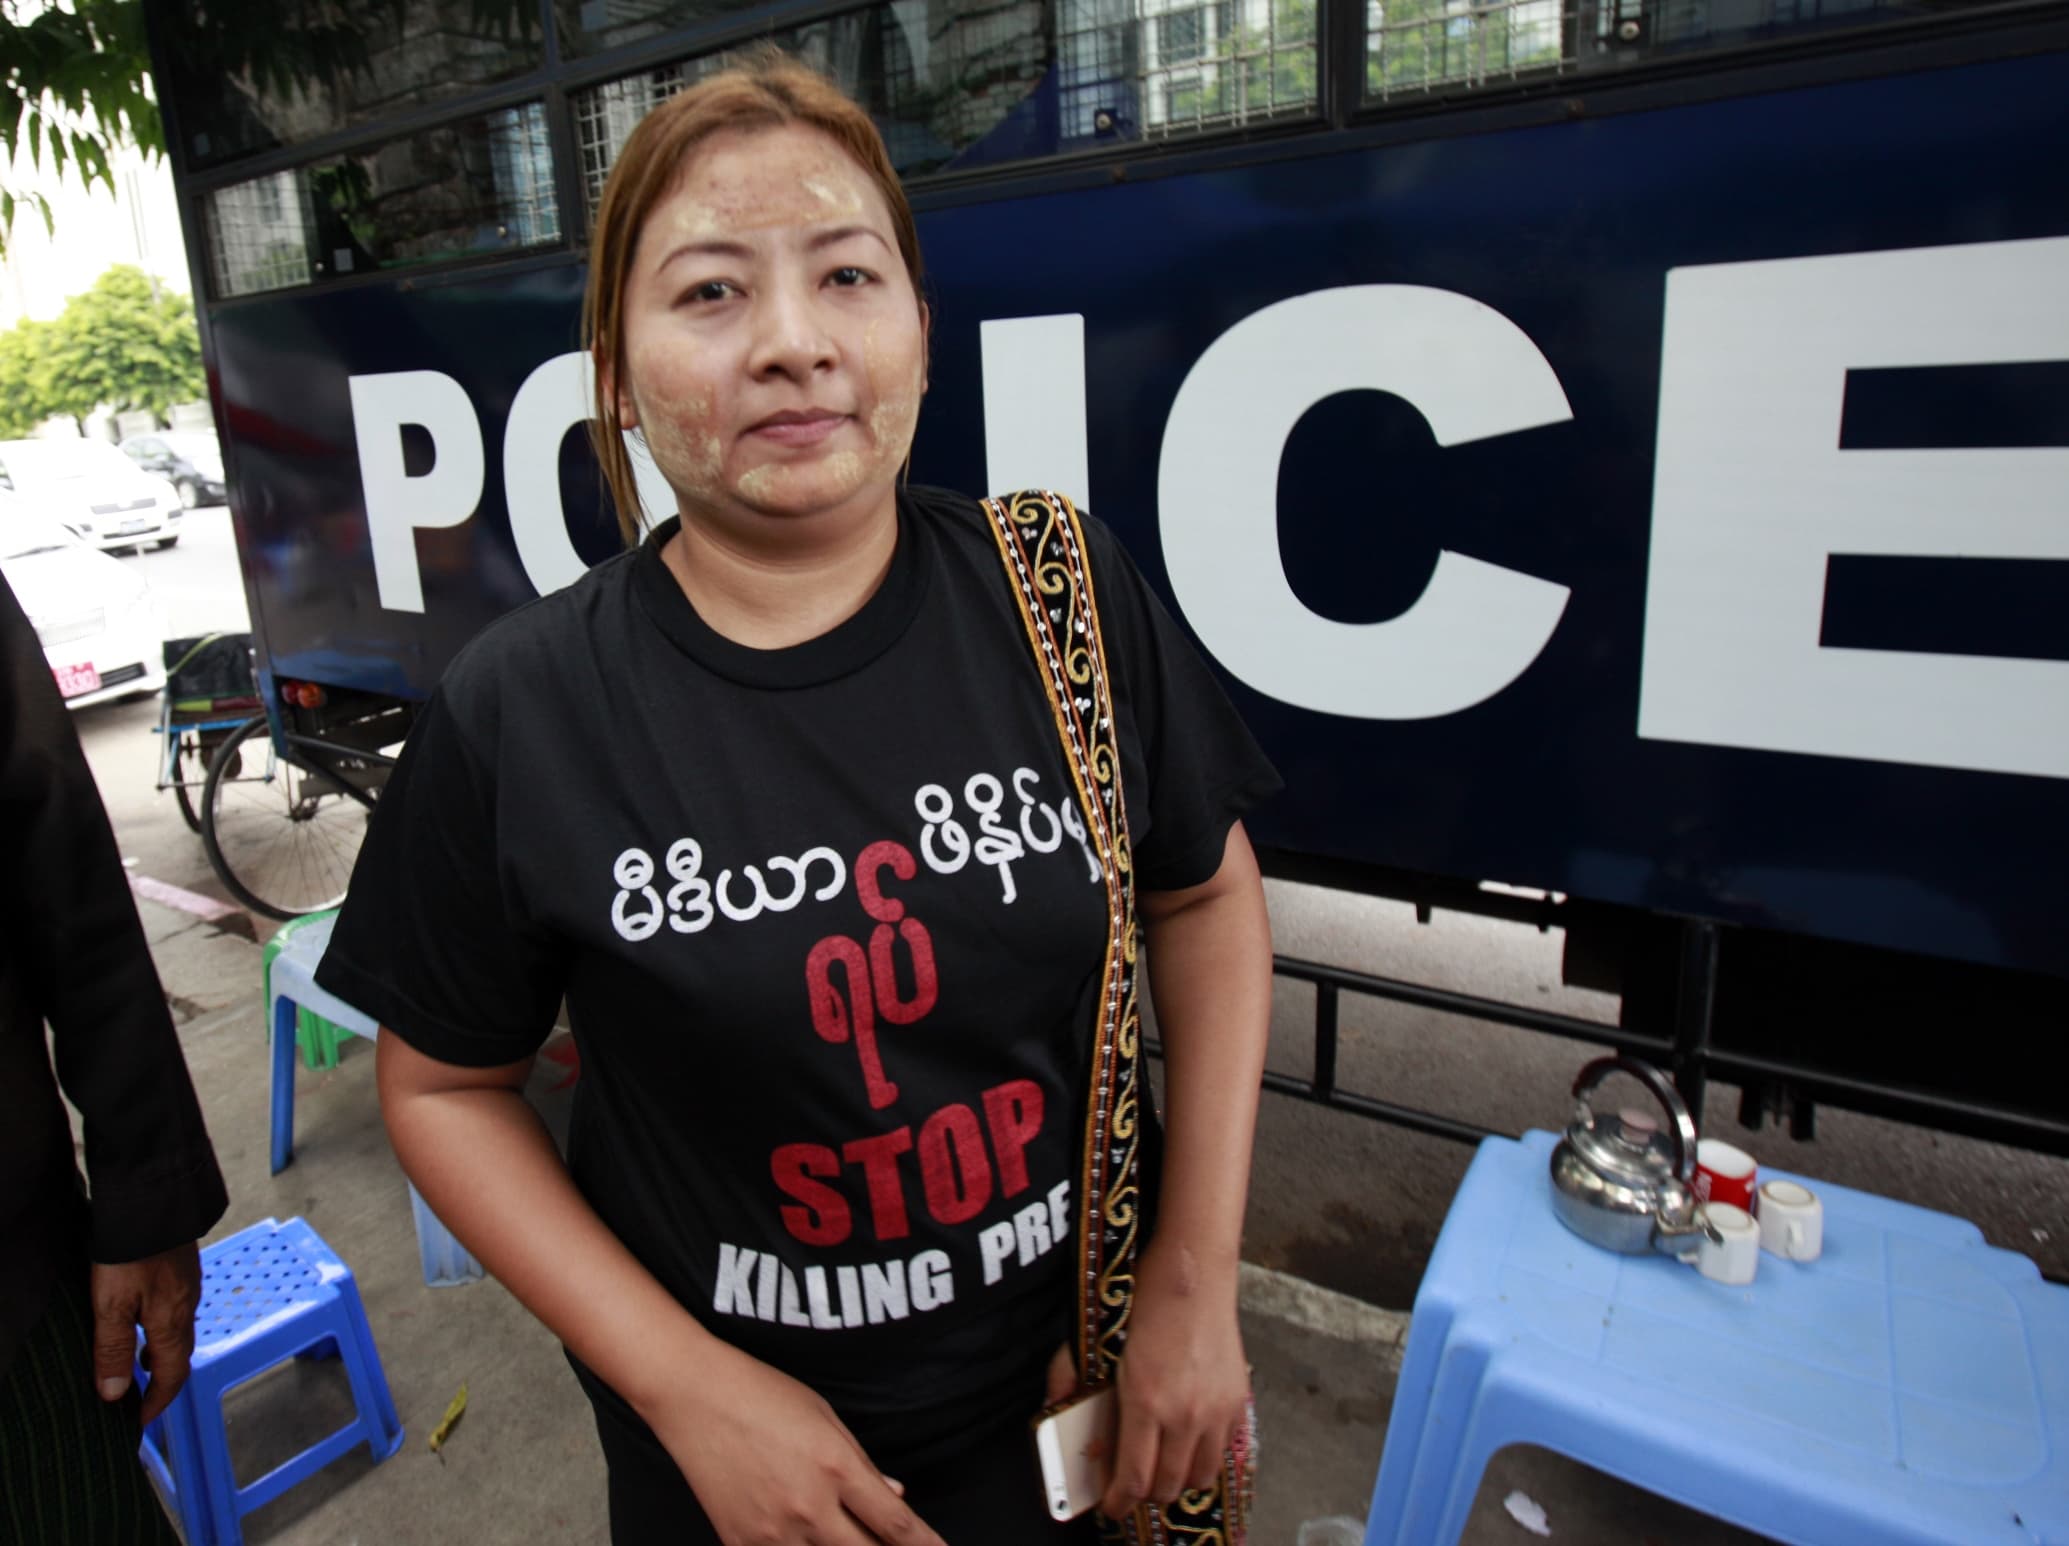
top-left (661, 487), bottom-right (900, 650)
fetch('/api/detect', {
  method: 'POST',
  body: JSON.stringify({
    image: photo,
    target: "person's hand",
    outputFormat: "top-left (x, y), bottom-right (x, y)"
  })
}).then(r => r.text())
top-left (642, 1338), bottom-right (948, 1546)
top-left (1043, 1339), bottom-right (1076, 1406)
top-left (1098, 1239), bottom-right (1247, 1520)
top-left (91, 1242), bottom-right (203, 1427)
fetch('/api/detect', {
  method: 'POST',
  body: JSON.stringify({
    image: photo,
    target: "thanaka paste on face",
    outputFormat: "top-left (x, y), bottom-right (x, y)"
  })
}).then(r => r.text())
top-left (619, 125), bottom-right (925, 525)
top-left (643, 143), bottom-right (870, 251)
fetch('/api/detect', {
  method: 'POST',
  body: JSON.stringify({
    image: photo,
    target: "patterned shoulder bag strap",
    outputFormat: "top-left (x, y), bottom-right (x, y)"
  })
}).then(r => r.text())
top-left (981, 490), bottom-right (1254, 1546)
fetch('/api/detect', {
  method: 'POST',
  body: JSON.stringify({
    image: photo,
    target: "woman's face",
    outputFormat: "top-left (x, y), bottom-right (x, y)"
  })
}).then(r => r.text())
top-left (617, 122), bottom-right (927, 529)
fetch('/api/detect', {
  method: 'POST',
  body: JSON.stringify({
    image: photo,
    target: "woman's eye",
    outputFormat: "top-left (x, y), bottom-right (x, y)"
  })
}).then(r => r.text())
top-left (828, 266), bottom-right (871, 288)
top-left (685, 280), bottom-right (735, 304)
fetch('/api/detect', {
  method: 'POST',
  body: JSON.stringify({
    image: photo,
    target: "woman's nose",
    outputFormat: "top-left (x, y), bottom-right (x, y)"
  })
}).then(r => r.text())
top-left (748, 279), bottom-right (836, 380)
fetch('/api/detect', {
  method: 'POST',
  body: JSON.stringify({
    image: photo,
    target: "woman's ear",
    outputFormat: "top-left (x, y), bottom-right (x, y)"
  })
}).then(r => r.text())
top-left (918, 301), bottom-right (932, 395)
top-left (602, 358), bottom-right (639, 429)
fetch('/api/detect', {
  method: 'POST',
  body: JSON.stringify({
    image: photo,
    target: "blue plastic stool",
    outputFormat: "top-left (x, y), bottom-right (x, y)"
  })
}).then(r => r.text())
top-left (1365, 1131), bottom-right (2069, 1546)
top-left (268, 915), bottom-right (485, 1287)
top-left (137, 1217), bottom-right (403, 1546)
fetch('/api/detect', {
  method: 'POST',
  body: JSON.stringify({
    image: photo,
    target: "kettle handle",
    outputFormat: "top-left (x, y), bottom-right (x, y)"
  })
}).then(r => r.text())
top-left (1570, 1056), bottom-right (1698, 1181)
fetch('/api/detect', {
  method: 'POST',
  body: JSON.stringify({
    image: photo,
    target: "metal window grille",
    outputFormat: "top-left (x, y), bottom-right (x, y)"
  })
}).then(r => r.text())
top-left (1365, 0), bottom-right (1567, 99)
top-left (487, 103), bottom-right (563, 245)
top-left (573, 62), bottom-right (703, 215)
top-left (208, 171), bottom-right (316, 298)
top-left (1055, 0), bottom-right (1140, 141)
top-left (1112, 0), bottom-right (1317, 136)
top-left (572, 0), bottom-right (1322, 202)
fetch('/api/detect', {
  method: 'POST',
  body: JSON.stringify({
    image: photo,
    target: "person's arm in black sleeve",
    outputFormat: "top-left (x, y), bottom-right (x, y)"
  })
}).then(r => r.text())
top-left (1079, 512), bottom-right (1282, 890)
top-left (0, 574), bottom-right (227, 1422)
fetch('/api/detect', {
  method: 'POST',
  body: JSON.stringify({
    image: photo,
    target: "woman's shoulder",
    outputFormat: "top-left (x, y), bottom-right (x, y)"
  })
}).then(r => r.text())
top-left (432, 543), bottom-right (643, 717)
top-left (907, 483), bottom-right (1133, 563)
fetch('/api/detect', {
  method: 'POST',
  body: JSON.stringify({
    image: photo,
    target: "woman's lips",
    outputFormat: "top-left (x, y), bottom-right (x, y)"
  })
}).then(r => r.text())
top-left (748, 410), bottom-right (849, 448)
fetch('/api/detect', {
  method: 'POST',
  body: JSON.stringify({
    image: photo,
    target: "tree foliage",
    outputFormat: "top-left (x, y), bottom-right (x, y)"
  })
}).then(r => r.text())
top-left (0, 263), bottom-right (202, 432)
top-left (1, 0), bottom-right (160, 252)
top-left (0, 315), bottom-right (55, 437)
top-left (1366, 0), bottom-right (1562, 97)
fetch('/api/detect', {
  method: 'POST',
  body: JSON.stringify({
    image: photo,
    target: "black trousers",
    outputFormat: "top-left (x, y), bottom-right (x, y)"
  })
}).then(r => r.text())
top-left (0, 1267), bottom-right (180, 1546)
top-left (589, 1390), bottom-right (1103, 1546)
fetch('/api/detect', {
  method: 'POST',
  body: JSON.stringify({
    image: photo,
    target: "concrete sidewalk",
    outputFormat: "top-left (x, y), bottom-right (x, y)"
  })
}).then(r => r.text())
top-left (135, 891), bottom-right (1768, 1546)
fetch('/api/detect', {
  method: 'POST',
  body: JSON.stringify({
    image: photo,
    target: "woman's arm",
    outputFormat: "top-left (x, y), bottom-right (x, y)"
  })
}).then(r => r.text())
top-left (377, 1034), bottom-right (944, 1546)
top-left (1093, 822), bottom-right (1273, 1517)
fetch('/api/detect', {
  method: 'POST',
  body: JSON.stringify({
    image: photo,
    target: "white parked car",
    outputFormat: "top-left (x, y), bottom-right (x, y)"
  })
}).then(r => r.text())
top-left (1, 496), bottom-right (167, 708)
top-left (0, 437), bottom-right (185, 553)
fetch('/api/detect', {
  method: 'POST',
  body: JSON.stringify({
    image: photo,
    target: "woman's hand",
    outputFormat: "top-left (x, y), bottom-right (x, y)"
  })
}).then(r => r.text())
top-left (643, 1338), bottom-right (947, 1546)
top-left (1097, 1239), bottom-right (1248, 1519)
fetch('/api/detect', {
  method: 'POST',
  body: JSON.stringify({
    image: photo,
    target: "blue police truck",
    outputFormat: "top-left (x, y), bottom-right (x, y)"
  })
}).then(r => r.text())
top-left (141, 0), bottom-right (2069, 1152)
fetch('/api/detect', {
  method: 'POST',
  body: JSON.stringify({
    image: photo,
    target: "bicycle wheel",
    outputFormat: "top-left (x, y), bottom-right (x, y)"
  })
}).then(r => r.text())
top-left (200, 716), bottom-right (369, 919)
top-left (169, 728), bottom-right (215, 833)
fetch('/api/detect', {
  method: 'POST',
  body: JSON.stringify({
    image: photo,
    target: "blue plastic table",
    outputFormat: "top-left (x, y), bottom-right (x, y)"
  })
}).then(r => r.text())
top-left (1365, 1131), bottom-right (2069, 1546)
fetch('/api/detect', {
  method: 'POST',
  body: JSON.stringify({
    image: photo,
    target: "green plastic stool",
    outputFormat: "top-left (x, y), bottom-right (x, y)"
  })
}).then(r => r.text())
top-left (263, 911), bottom-right (358, 1071)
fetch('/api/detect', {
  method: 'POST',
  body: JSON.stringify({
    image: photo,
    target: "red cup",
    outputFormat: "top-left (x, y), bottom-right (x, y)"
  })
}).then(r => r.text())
top-left (1694, 1138), bottom-right (1757, 1213)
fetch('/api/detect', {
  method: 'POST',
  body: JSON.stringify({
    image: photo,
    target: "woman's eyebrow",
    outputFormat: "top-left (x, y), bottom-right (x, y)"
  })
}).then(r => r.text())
top-left (659, 238), bottom-right (754, 272)
top-left (656, 225), bottom-right (887, 272)
top-left (806, 224), bottom-right (891, 254)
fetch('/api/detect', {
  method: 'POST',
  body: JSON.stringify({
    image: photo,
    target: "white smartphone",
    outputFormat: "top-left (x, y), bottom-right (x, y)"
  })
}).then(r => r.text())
top-left (1031, 1385), bottom-right (1116, 1522)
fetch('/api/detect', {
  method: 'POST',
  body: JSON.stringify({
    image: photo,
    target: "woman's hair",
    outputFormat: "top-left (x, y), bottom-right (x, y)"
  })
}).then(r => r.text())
top-left (582, 48), bottom-right (926, 545)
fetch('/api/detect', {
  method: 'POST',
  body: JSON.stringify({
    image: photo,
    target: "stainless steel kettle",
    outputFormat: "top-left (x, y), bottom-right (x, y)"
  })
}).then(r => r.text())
top-left (1549, 1056), bottom-right (1719, 1255)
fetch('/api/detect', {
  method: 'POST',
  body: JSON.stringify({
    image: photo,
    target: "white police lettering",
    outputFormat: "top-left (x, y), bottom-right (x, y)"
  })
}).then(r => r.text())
top-left (1642, 236), bottom-right (2069, 780)
top-left (1157, 285), bottom-right (1573, 721)
top-left (347, 370), bottom-right (485, 615)
top-left (354, 255), bottom-right (2059, 788)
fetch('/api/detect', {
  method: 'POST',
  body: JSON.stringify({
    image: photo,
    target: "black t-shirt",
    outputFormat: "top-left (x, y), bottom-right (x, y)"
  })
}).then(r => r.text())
top-left (318, 486), bottom-right (1279, 1467)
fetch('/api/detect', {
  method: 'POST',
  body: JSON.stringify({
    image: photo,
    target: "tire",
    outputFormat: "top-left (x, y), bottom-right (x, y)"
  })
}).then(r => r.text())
top-left (175, 478), bottom-right (200, 509)
top-left (199, 716), bottom-right (366, 920)
top-left (173, 761), bottom-right (204, 833)
top-left (153, 536), bottom-right (180, 550)
top-left (171, 729), bottom-right (241, 833)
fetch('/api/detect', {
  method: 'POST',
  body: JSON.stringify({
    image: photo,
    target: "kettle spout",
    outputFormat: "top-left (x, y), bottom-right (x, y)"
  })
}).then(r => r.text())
top-left (1649, 1187), bottom-right (1724, 1256)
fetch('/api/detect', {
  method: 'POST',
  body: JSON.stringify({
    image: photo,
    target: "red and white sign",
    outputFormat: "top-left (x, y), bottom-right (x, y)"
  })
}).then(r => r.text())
top-left (53, 662), bottom-right (101, 699)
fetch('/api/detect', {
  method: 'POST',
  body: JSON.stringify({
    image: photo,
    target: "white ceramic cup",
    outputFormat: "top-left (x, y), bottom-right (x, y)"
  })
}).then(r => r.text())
top-left (1696, 1202), bottom-right (1759, 1285)
top-left (1757, 1180), bottom-right (1824, 1262)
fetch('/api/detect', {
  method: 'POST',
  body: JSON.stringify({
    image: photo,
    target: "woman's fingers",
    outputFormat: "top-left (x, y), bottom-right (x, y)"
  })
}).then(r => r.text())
top-left (1146, 1416), bottom-right (1197, 1506)
top-left (1099, 1394), bottom-right (1159, 1518)
top-left (840, 1464), bottom-right (945, 1546)
top-left (1101, 1403), bottom-right (1236, 1516)
top-left (1183, 1426), bottom-right (1225, 1494)
top-left (1043, 1341), bottom-right (1076, 1407)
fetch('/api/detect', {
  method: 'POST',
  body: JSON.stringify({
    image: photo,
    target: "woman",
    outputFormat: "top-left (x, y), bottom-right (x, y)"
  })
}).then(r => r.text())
top-left (317, 51), bottom-right (1279, 1546)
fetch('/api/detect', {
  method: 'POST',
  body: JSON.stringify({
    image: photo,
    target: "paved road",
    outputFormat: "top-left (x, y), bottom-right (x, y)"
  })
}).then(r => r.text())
top-left (68, 514), bottom-right (2069, 1305)
top-left (123, 503), bottom-right (252, 639)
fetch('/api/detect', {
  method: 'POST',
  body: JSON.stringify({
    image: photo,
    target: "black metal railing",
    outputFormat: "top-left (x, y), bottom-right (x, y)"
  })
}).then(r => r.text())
top-left (1146, 918), bottom-right (2069, 1158)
